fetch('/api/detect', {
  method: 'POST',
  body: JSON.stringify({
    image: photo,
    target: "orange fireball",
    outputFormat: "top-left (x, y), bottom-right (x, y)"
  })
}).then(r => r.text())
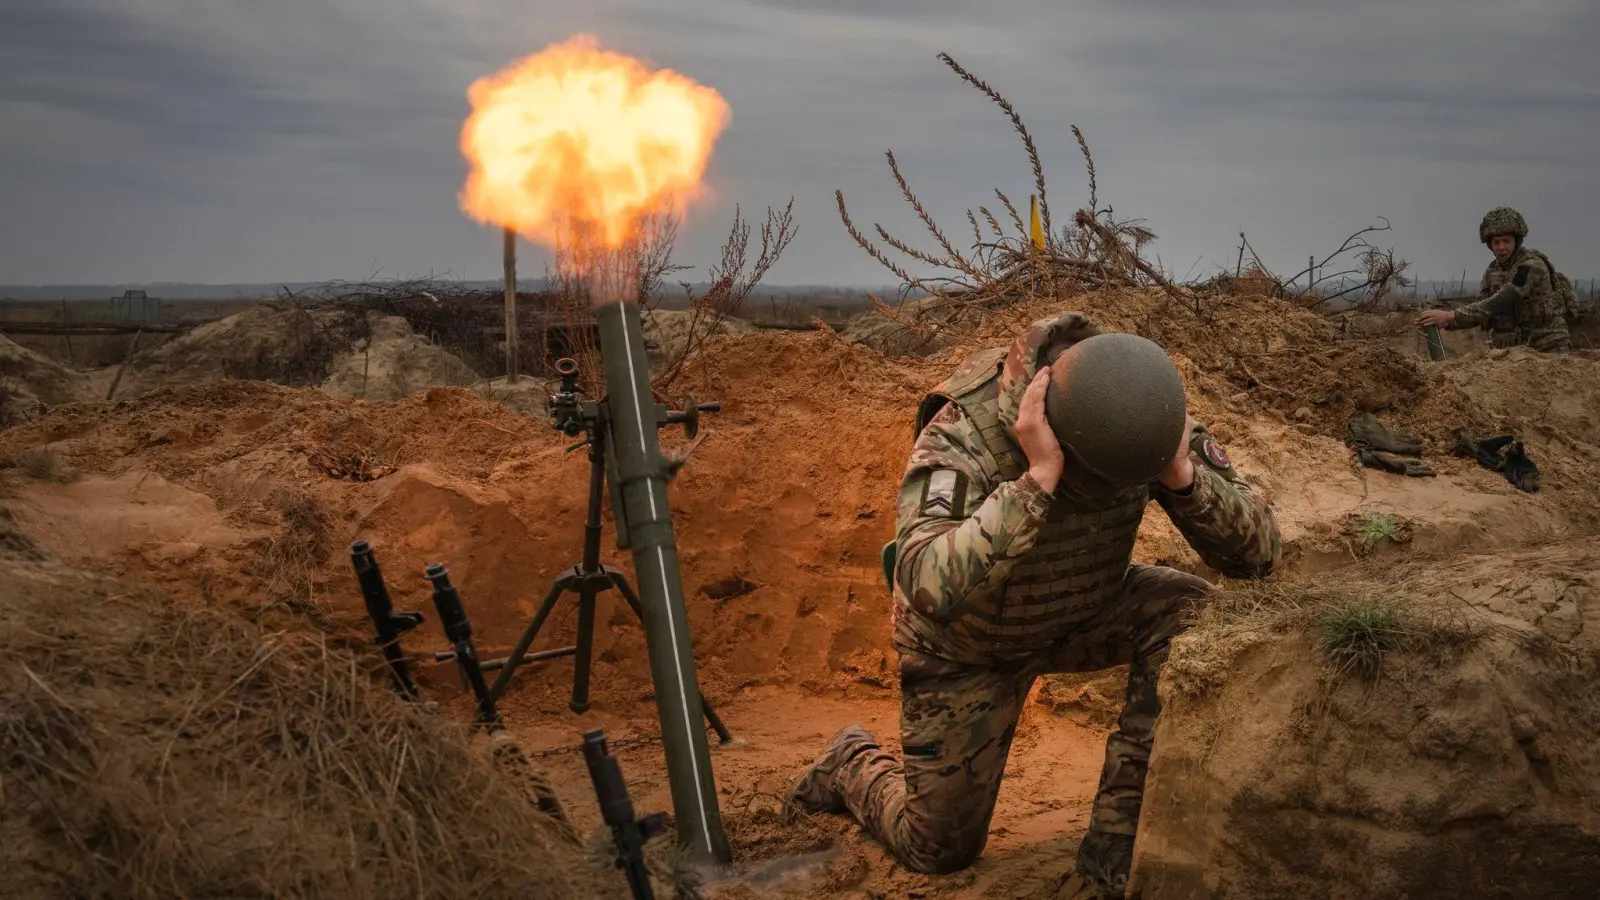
top-left (457, 34), bottom-right (731, 250)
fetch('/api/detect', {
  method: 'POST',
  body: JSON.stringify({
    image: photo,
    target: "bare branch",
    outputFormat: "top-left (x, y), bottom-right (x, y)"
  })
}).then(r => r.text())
top-left (651, 200), bottom-right (797, 393)
top-left (938, 52), bottom-right (1052, 243)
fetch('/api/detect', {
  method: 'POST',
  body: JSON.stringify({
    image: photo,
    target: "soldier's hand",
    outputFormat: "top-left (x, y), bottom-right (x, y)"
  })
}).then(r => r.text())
top-left (1416, 309), bottom-right (1454, 329)
top-left (1017, 367), bottom-right (1065, 493)
top-left (1159, 414), bottom-right (1196, 491)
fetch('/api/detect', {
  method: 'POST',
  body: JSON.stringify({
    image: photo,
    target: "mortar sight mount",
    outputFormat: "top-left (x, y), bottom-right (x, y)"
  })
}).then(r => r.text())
top-left (547, 356), bottom-right (718, 548)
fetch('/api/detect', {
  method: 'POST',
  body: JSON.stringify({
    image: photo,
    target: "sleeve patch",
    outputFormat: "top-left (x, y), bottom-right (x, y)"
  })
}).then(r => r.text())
top-left (1512, 265), bottom-right (1530, 288)
top-left (920, 469), bottom-right (969, 518)
top-left (1201, 438), bottom-right (1232, 470)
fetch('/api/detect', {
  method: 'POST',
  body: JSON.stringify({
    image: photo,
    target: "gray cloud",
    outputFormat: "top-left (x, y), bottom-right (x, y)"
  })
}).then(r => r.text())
top-left (0, 0), bottom-right (1594, 288)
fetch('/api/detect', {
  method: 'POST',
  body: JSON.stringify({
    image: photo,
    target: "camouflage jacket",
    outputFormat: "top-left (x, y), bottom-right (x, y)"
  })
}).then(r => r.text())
top-left (1453, 246), bottom-right (1570, 351)
top-left (890, 312), bottom-right (1282, 664)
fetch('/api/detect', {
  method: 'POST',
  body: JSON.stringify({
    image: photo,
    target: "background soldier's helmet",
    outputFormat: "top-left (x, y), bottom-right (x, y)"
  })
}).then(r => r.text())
top-left (1043, 333), bottom-right (1187, 485)
top-left (1479, 207), bottom-right (1529, 243)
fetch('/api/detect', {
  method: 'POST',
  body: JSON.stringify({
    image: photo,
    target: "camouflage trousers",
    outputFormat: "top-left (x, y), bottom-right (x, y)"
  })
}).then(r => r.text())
top-left (830, 564), bottom-right (1209, 875)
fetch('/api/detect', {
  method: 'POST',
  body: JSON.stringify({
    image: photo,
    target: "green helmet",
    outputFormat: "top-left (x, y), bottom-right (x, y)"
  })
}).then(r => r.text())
top-left (1044, 333), bottom-right (1187, 485)
top-left (1479, 207), bottom-right (1528, 243)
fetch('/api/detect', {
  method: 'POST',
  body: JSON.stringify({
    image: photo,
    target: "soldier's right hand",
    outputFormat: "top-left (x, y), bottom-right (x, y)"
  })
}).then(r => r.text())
top-left (1017, 367), bottom-right (1065, 493)
top-left (1416, 308), bottom-right (1454, 329)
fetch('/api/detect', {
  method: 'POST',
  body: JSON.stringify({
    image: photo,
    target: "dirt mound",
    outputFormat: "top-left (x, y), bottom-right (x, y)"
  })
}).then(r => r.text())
top-left (321, 313), bottom-right (480, 400)
top-left (107, 305), bottom-right (476, 403)
top-left (108, 303), bottom-right (364, 398)
top-left (0, 332), bottom-right (929, 707)
top-left (841, 297), bottom-right (958, 357)
top-left (940, 288), bottom-right (1483, 450)
top-left (474, 374), bottom-right (559, 415)
top-left (0, 545), bottom-right (645, 899)
top-left (0, 381), bottom-right (563, 645)
top-left (658, 332), bottom-right (930, 694)
top-left (645, 308), bottom-right (759, 364)
top-left (0, 333), bottom-right (95, 425)
top-left (1130, 543), bottom-right (1600, 899)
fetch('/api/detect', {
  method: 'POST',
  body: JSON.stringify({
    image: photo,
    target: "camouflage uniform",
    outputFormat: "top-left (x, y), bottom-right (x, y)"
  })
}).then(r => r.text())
top-left (795, 312), bottom-right (1281, 877)
top-left (1453, 246), bottom-right (1570, 351)
top-left (1451, 207), bottom-right (1570, 352)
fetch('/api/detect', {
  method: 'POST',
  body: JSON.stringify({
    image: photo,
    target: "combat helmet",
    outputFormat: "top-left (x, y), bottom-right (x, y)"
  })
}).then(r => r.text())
top-left (1479, 207), bottom-right (1529, 244)
top-left (1043, 333), bottom-right (1187, 485)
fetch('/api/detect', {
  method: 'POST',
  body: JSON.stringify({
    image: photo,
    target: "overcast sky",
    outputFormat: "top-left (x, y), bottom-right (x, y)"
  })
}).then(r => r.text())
top-left (2, 0), bottom-right (1595, 288)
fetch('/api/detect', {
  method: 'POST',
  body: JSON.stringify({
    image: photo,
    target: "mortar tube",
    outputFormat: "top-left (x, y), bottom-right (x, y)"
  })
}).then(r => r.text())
top-left (1424, 324), bottom-right (1447, 361)
top-left (593, 298), bottom-right (731, 864)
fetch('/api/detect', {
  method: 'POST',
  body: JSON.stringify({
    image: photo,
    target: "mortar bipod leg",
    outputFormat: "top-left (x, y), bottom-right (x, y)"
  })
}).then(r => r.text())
top-left (490, 575), bottom-right (570, 700)
top-left (570, 585), bottom-right (599, 713)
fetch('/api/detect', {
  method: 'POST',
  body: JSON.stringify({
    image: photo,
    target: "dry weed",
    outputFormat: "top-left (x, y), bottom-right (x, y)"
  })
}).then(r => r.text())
top-left (835, 52), bottom-right (1183, 347)
top-left (0, 558), bottom-right (623, 899)
top-left (538, 200), bottom-right (797, 397)
top-left (255, 488), bottom-right (333, 610)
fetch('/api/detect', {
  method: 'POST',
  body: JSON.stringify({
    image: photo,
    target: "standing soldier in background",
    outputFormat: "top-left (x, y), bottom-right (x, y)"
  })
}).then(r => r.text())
top-left (786, 312), bottom-right (1282, 896)
top-left (1416, 207), bottom-right (1576, 351)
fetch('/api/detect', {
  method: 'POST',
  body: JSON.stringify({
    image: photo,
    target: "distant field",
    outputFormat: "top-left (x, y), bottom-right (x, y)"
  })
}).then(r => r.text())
top-left (0, 288), bottom-right (891, 368)
top-left (0, 297), bottom-right (263, 367)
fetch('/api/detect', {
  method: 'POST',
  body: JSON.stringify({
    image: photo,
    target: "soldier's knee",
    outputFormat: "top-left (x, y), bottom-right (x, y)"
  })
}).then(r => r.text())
top-left (1169, 566), bottom-right (1213, 592)
top-left (902, 831), bottom-right (988, 874)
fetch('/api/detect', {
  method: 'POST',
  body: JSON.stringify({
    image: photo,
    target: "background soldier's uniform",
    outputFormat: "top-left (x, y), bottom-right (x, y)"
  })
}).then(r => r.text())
top-left (806, 312), bottom-right (1281, 876)
top-left (1452, 246), bottom-right (1570, 351)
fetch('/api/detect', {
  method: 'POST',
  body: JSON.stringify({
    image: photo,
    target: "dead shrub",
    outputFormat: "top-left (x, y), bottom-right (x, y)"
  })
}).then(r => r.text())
top-left (834, 52), bottom-right (1184, 348)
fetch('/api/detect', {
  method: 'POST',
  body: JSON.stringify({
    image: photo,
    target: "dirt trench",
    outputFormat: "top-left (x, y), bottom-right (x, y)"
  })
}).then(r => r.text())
top-left (3, 292), bottom-right (1599, 897)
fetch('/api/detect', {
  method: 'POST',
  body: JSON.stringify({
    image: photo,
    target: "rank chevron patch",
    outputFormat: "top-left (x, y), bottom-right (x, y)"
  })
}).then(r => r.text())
top-left (921, 469), bottom-right (968, 518)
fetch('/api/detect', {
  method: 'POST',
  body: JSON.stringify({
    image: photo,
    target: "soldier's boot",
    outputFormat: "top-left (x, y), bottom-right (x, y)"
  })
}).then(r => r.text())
top-left (1073, 829), bottom-right (1136, 894)
top-left (786, 724), bottom-right (877, 817)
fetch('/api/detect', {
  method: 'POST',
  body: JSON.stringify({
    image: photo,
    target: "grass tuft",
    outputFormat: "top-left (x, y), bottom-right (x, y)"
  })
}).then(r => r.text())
top-left (1356, 514), bottom-right (1400, 547)
top-left (1316, 598), bottom-right (1411, 679)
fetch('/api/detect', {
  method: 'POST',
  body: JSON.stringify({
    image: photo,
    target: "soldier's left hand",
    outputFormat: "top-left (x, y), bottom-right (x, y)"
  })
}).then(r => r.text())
top-left (1159, 413), bottom-right (1196, 490)
top-left (1416, 309), bottom-right (1454, 329)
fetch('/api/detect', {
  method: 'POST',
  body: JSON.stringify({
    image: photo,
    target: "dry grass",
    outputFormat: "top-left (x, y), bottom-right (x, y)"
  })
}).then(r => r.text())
top-left (255, 488), bottom-right (333, 610)
top-left (0, 556), bottom-right (623, 899)
top-left (1166, 565), bottom-right (1490, 697)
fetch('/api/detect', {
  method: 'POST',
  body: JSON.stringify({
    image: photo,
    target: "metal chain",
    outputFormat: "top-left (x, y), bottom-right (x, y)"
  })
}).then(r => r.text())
top-left (528, 734), bottom-right (662, 759)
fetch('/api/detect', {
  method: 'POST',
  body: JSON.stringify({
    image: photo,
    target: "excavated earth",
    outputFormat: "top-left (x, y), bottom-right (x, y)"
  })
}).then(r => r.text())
top-left (2, 287), bottom-right (1598, 898)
